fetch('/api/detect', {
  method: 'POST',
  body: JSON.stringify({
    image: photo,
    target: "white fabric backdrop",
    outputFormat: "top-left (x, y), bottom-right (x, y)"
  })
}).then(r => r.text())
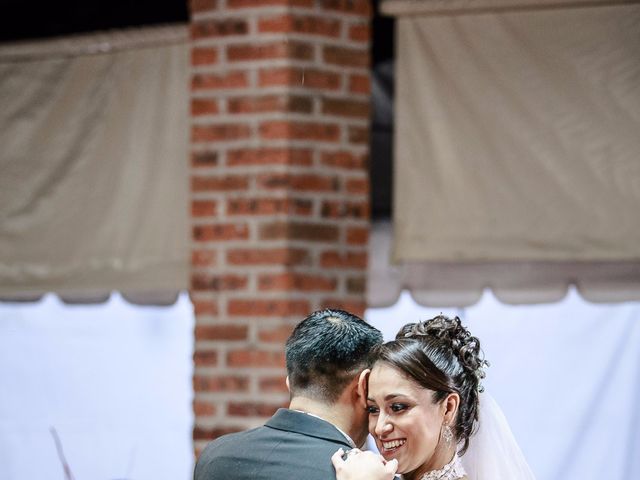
top-left (0, 293), bottom-right (194, 480)
top-left (366, 288), bottom-right (640, 480)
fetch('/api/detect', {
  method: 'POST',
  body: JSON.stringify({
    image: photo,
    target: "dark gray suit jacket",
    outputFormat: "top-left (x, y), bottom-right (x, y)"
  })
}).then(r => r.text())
top-left (194, 408), bottom-right (354, 480)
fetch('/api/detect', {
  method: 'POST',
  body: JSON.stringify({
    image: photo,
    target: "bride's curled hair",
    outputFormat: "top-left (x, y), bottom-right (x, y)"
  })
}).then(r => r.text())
top-left (373, 315), bottom-right (488, 455)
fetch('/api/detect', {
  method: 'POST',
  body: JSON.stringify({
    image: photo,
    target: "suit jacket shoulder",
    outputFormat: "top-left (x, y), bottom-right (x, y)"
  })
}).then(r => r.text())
top-left (194, 409), bottom-right (353, 480)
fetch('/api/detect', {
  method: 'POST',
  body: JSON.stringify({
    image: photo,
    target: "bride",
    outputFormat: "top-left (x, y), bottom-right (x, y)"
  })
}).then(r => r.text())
top-left (331, 315), bottom-right (536, 480)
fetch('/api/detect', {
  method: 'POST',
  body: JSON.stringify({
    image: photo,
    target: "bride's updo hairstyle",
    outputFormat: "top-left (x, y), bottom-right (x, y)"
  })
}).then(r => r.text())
top-left (373, 315), bottom-right (488, 455)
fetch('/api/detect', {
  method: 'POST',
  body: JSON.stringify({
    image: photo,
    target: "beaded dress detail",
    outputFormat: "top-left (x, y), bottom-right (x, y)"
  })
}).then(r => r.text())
top-left (417, 454), bottom-right (466, 480)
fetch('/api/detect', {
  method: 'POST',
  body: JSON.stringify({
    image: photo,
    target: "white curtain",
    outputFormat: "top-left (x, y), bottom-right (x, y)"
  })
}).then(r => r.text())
top-left (0, 26), bottom-right (189, 300)
top-left (0, 293), bottom-right (195, 480)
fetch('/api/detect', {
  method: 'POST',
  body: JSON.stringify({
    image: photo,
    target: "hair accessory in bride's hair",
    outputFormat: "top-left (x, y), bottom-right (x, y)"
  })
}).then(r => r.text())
top-left (401, 315), bottom-right (489, 392)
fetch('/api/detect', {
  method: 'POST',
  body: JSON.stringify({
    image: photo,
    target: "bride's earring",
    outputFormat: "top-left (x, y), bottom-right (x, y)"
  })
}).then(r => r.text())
top-left (442, 424), bottom-right (453, 446)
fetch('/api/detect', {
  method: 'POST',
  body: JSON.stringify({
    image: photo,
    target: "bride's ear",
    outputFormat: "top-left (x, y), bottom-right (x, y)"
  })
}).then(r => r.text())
top-left (443, 392), bottom-right (460, 424)
top-left (356, 368), bottom-right (371, 407)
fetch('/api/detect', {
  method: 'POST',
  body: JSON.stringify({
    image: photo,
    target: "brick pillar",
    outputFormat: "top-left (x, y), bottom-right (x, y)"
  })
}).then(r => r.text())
top-left (189, 0), bottom-right (372, 453)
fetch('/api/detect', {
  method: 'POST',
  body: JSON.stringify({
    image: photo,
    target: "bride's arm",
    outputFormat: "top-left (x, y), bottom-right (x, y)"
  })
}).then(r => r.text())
top-left (331, 449), bottom-right (398, 480)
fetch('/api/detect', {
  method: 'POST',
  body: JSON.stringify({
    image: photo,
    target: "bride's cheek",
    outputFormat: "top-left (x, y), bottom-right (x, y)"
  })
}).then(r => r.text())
top-left (367, 416), bottom-right (377, 434)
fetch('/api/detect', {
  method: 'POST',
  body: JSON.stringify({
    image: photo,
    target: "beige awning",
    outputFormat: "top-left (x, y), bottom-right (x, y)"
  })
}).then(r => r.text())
top-left (0, 26), bottom-right (189, 304)
top-left (373, 1), bottom-right (640, 306)
top-left (369, 221), bottom-right (640, 307)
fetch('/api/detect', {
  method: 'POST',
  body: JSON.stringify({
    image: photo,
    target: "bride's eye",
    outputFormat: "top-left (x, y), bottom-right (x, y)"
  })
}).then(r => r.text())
top-left (390, 403), bottom-right (408, 413)
top-left (366, 405), bottom-right (380, 414)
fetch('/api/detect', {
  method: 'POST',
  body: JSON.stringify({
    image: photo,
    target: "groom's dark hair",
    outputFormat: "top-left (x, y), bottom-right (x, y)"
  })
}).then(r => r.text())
top-left (285, 308), bottom-right (382, 403)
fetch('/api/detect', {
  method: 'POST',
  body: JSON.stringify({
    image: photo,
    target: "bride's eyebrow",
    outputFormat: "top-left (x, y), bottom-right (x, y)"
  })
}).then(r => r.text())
top-left (367, 393), bottom-right (409, 403)
top-left (384, 393), bottom-right (408, 401)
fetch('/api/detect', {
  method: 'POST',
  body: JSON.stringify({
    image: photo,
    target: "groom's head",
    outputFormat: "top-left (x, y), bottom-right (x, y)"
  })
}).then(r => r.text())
top-left (285, 308), bottom-right (382, 404)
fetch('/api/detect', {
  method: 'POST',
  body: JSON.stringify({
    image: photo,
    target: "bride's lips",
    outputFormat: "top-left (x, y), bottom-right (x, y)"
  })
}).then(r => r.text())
top-left (379, 438), bottom-right (406, 455)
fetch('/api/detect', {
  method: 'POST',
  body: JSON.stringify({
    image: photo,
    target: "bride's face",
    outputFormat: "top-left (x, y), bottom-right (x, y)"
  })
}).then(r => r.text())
top-left (366, 362), bottom-right (447, 478)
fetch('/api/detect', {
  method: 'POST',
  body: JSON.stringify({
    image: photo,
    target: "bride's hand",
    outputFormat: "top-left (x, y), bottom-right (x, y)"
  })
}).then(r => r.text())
top-left (331, 448), bottom-right (398, 480)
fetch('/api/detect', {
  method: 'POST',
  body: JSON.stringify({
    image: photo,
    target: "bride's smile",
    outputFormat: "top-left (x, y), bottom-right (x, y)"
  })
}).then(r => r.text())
top-left (381, 438), bottom-right (406, 451)
top-left (366, 362), bottom-right (458, 480)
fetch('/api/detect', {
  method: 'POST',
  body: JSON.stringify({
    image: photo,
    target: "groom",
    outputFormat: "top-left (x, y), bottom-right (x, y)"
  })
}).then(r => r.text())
top-left (193, 308), bottom-right (383, 480)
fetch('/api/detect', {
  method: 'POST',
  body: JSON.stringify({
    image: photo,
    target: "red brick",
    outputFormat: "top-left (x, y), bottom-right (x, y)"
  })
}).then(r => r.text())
top-left (194, 426), bottom-right (244, 441)
top-left (349, 73), bottom-right (370, 94)
top-left (321, 200), bottom-right (369, 219)
top-left (226, 148), bottom-right (312, 166)
top-left (346, 177), bottom-right (369, 194)
top-left (192, 71), bottom-right (248, 90)
top-left (322, 98), bottom-right (370, 118)
top-left (191, 18), bottom-right (248, 39)
top-left (320, 251), bottom-right (367, 268)
top-left (323, 45), bottom-right (369, 68)
top-left (193, 223), bottom-right (249, 241)
top-left (192, 299), bottom-right (219, 315)
top-left (349, 22), bottom-right (370, 42)
top-left (192, 249), bottom-right (218, 267)
top-left (257, 173), bottom-right (339, 192)
top-left (191, 150), bottom-right (219, 167)
top-left (258, 324), bottom-right (295, 342)
top-left (191, 175), bottom-right (249, 192)
top-left (348, 126), bottom-right (369, 144)
top-left (258, 273), bottom-right (337, 292)
top-left (191, 124), bottom-right (251, 142)
top-left (191, 273), bottom-right (248, 291)
top-left (227, 402), bottom-right (283, 417)
top-left (194, 375), bottom-right (250, 392)
top-left (227, 41), bottom-right (313, 62)
top-left (227, 198), bottom-right (313, 216)
top-left (259, 221), bottom-right (339, 242)
top-left (346, 226), bottom-right (369, 245)
top-left (258, 14), bottom-right (341, 37)
top-left (226, 248), bottom-right (309, 266)
top-left (259, 121), bottom-right (340, 142)
top-left (320, 0), bottom-right (371, 15)
top-left (190, 0), bottom-right (218, 14)
top-left (191, 99), bottom-right (219, 116)
top-left (195, 325), bottom-right (249, 340)
top-left (227, 349), bottom-right (287, 367)
top-left (192, 47), bottom-right (218, 66)
top-left (192, 199), bottom-right (217, 217)
top-left (193, 350), bottom-right (218, 367)
top-left (259, 67), bottom-right (341, 90)
top-left (259, 376), bottom-right (289, 392)
top-left (302, 69), bottom-right (343, 90)
top-left (227, 95), bottom-right (312, 114)
top-left (228, 299), bottom-right (310, 317)
top-left (228, 0), bottom-right (313, 8)
top-left (321, 151), bottom-right (367, 169)
top-left (347, 276), bottom-right (366, 294)
top-left (193, 400), bottom-right (217, 416)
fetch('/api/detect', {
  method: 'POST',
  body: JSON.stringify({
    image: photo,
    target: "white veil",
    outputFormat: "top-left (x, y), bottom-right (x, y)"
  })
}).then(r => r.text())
top-left (461, 392), bottom-right (536, 480)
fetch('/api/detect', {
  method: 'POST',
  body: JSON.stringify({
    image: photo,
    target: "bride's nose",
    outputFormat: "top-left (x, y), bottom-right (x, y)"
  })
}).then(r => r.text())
top-left (374, 413), bottom-right (393, 437)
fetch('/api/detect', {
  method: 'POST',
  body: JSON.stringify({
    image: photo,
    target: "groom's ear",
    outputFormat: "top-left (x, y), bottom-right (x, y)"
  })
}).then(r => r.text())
top-left (356, 369), bottom-right (371, 407)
